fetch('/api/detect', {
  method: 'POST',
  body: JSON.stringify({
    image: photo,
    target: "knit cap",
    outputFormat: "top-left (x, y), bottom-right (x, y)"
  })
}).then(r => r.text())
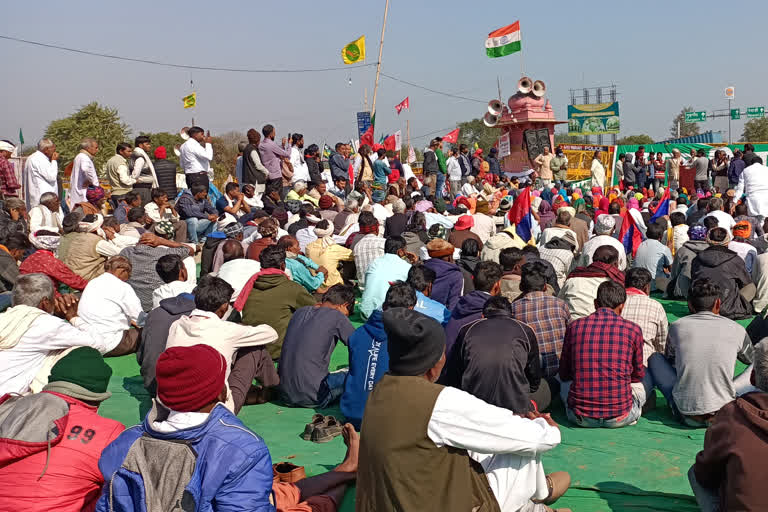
top-left (43, 347), bottom-right (113, 402)
top-left (156, 345), bottom-right (227, 412)
top-left (383, 308), bottom-right (446, 376)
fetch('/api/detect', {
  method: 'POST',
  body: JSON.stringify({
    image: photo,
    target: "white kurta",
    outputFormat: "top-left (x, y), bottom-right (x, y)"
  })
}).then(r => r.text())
top-left (290, 146), bottom-right (309, 183)
top-left (427, 386), bottom-right (561, 511)
top-left (68, 152), bottom-right (98, 206)
top-left (179, 139), bottom-right (213, 175)
top-left (23, 151), bottom-right (58, 209)
top-left (28, 205), bottom-right (63, 233)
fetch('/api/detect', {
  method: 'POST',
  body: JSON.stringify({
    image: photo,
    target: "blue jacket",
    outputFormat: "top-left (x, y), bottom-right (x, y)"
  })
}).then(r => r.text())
top-left (414, 291), bottom-right (451, 326)
top-left (372, 159), bottom-right (391, 184)
top-left (176, 189), bottom-right (218, 220)
top-left (97, 404), bottom-right (274, 512)
top-left (284, 255), bottom-right (325, 293)
top-left (444, 291), bottom-right (491, 359)
top-left (341, 310), bottom-right (389, 430)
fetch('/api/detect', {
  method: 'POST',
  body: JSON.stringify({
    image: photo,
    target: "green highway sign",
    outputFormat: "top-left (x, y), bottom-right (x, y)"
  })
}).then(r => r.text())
top-left (731, 109), bottom-right (741, 120)
top-left (685, 111), bottom-right (707, 123)
top-left (747, 107), bottom-right (765, 118)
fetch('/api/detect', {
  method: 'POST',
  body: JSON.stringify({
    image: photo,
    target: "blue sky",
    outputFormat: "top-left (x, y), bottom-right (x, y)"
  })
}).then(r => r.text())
top-left (2, 0), bottom-right (766, 149)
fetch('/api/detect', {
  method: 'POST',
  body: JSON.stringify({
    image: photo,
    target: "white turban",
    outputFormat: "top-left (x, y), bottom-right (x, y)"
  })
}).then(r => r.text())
top-left (0, 141), bottom-right (15, 153)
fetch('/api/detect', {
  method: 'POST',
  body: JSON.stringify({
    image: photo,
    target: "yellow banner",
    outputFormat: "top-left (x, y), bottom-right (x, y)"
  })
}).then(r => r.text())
top-left (342, 36), bottom-right (366, 64)
top-left (183, 93), bottom-right (196, 109)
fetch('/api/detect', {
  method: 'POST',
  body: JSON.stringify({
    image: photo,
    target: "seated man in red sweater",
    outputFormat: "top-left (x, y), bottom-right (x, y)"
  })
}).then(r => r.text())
top-left (20, 230), bottom-right (89, 294)
top-left (689, 338), bottom-right (768, 511)
top-left (0, 347), bottom-right (124, 511)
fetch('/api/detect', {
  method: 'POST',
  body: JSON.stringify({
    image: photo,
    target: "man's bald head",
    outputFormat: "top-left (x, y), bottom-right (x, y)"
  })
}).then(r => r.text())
top-left (221, 239), bottom-right (244, 263)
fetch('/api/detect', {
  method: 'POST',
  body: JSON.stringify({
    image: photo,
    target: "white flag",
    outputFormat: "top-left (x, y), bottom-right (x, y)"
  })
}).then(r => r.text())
top-left (394, 130), bottom-right (402, 150)
top-left (407, 146), bottom-right (416, 163)
top-left (498, 133), bottom-right (511, 158)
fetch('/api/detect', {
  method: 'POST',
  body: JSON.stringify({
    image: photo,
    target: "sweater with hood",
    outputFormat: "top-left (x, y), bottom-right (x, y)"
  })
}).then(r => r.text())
top-left (693, 391), bottom-right (768, 511)
top-left (444, 290), bottom-right (492, 359)
top-left (456, 255), bottom-right (480, 294)
top-left (691, 246), bottom-right (753, 319)
top-left (423, 258), bottom-right (464, 311)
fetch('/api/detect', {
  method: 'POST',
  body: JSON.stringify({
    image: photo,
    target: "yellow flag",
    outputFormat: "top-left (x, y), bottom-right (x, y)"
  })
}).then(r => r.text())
top-left (183, 93), bottom-right (196, 109)
top-left (342, 36), bottom-right (365, 65)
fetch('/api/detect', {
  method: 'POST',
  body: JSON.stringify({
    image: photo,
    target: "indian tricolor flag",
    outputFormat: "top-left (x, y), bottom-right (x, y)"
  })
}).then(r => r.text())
top-left (485, 21), bottom-right (521, 58)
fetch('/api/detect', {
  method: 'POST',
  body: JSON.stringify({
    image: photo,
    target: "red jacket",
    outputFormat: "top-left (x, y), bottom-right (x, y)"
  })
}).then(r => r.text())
top-left (0, 392), bottom-right (124, 512)
top-left (19, 249), bottom-right (89, 293)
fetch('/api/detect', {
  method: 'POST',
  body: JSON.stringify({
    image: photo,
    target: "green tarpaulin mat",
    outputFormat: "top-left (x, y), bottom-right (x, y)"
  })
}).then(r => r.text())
top-left (100, 298), bottom-right (751, 511)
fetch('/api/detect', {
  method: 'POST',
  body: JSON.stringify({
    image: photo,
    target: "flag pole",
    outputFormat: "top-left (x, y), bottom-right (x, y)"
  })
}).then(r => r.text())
top-left (519, 23), bottom-right (524, 77)
top-left (370, 0), bottom-right (390, 120)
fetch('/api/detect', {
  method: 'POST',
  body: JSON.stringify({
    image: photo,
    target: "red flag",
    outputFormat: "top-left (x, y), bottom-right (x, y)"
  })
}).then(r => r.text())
top-left (395, 97), bottom-right (409, 114)
top-left (507, 187), bottom-right (533, 242)
top-left (360, 124), bottom-right (374, 147)
top-left (443, 128), bottom-right (460, 144)
top-left (383, 134), bottom-right (396, 152)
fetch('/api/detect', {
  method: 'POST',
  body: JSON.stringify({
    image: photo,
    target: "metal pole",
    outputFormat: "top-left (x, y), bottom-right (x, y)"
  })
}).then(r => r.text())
top-left (406, 118), bottom-right (410, 162)
top-left (370, 0), bottom-right (390, 119)
top-left (519, 24), bottom-right (524, 76)
top-left (728, 99), bottom-right (732, 144)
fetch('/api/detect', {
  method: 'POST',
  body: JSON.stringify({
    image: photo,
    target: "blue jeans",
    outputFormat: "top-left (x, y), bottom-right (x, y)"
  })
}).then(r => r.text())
top-left (560, 374), bottom-right (651, 428)
top-left (0, 291), bottom-right (12, 313)
top-left (648, 353), bottom-right (756, 426)
top-left (185, 217), bottom-right (215, 243)
top-left (688, 466), bottom-right (720, 512)
top-left (316, 369), bottom-right (349, 408)
top-left (435, 172), bottom-right (446, 199)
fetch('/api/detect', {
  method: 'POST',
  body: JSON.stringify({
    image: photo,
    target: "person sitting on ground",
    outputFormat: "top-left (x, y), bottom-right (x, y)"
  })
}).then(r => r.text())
top-left (733, 201), bottom-right (763, 239)
top-left (360, 236), bottom-right (413, 319)
top-left (498, 246), bottom-right (526, 301)
top-left (444, 260), bottom-right (503, 359)
top-left (285, 179), bottom-right (319, 206)
top-left (691, 227), bottom-right (754, 319)
top-left (357, 307), bottom-right (570, 512)
top-left (19, 230), bottom-right (89, 295)
top-left (351, 211), bottom-right (385, 288)
top-left (448, 215), bottom-right (483, 252)
top-left (74, 256), bottom-right (144, 357)
top-left (621, 267), bottom-right (669, 368)
top-left (151, 253), bottom-right (196, 309)
top-left (341, 282), bottom-right (416, 430)
top-left (702, 196), bottom-right (736, 231)
top-left (73, 186), bottom-right (107, 217)
top-left (119, 206), bottom-right (152, 239)
top-left (559, 245), bottom-right (625, 320)
top-left (480, 225), bottom-right (526, 263)
top-left (215, 182), bottom-right (254, 227)
top-left (176, 183), bottom-right (218, 245)
top-left (97, 344), bottom-right (360, 512)
top-left (305, 220), bottom-right (354, 288)
top-left (559, 281), bottom-right (648, 428)
top-left (649, 278), bottom-right (755, 428)
top-left (120, 223), bottom-right (195, 312)
top-left (423, 238), bottom-right (464, 310)
top-left (0, 197), bottom-right (28, 241)
top-left (214, 239), bottom-right (260, 298)
top-left (276, 235), bottom-right (327, 295)
top-left (577, 214), bottom-right (627, 270)
top-left (166, 276), bottom-right (279, 413)
top-left (260, 179), bottom-right (285, 215)
top-left (0, 274), bottom-right (110, 395)
top-left (540, 209), bottom-right (580, 253)
top-left (333, 196), bottom-right (359, 235)
top-left (510, 262), bottom-right (572, 379)
top-left (522, 245), bottom-right (560, 294)
top-left (667, 224), bottom-right (709, 299)
top-left (442, 295), bottom-right (549, 412)
top-left (28, 192), bottom-right (64, 233)
top-left (686, 197), bottom-right (710, 226)
top-left (539, 230), bottom-right (578, 289)
top-left (384, 198), bottom-right (407, 237)
top-left (287, 203), bottom-right (320, 238)
top-left (669, 211), bottom-right (689, 254)
top-left (246, 217), bottom-right (279, 261)
top-left (689, 337), bottom-right (768, 511)
top-left (279, 284), bottom-right (355, 408)
top-left (0, 232), bottom-right (30, 297)
top-left (456, 237), bottom-right (481, 294)
top-left (0, 348), bottom-right (124, 511)
top-left (318, 194), bottom-right (341, 225)
top-left (113, 191), bottom-right (141, 225)
top-left (729, 220), bottom-right (757, 273)
top-left (632, 221), bottom-right (672, 292)
top-left (144, 187), bottom-right (187, 243)
top-left (406, 264), bottom-right (450, 325)
top-left (237, 245), bottom-right (316, 359)
top-left (58, 212), bottom-right (110, 281)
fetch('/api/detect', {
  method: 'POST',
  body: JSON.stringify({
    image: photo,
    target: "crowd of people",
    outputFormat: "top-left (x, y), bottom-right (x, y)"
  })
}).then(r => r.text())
top-left (1, 129), bottom-right (768, 511)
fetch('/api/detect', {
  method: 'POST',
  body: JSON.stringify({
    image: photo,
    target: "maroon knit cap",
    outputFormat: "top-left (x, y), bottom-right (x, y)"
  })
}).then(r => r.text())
top-left (156, 345), bottom-right (227, 412)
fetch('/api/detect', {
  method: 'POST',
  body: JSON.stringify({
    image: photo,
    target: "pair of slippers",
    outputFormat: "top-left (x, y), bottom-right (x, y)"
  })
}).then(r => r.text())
top-left (301, 413), bottom-right (343, 443)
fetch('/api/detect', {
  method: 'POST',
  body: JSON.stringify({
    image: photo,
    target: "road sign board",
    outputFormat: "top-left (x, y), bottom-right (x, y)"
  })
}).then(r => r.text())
top-left (685, 111), bottom-right (707, 123)
top-left (356, 111), bottom-right (372, 138)
top-left (747, 107), bottom-right (765, 119)
top-left (731, 109), bottom-right (741, 120)
top-left (725, 86), bottom-right (735, 100)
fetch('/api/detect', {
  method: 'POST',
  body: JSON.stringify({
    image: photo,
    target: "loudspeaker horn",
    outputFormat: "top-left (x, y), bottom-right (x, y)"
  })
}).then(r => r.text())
top-left (532, 80), bottom-right (546, 97)
top-left (517, 76), bottom-right (533, 94)
top-left (179, 127), bottom-right (190, 141)
top-left (483, 112), bottom-right (499, 128)
top-left (487, 99), bottom-right (503, 116)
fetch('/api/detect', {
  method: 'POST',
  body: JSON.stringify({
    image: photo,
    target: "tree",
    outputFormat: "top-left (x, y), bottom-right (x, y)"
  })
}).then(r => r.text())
top-left (554, 133), bottom-right (587, 146)
top-left (138, 131), bottom-right (185, 165)
top-left (741, 118), bottom-right (768, 142)
top-left (670, 106), bottom-right (701, 138)
top-left (44, 102), bottom-right (130, 178)
top-left (210, 131), bottom-right (244, 183)
top-left (456, 118), bottom-right (498, 152)
top-left (616, 134), bottom-right (654, 145)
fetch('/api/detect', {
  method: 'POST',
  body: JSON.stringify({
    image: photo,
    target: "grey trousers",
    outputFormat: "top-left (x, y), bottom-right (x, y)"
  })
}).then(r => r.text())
top-left (227, 346), bottom-right (280, 414)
